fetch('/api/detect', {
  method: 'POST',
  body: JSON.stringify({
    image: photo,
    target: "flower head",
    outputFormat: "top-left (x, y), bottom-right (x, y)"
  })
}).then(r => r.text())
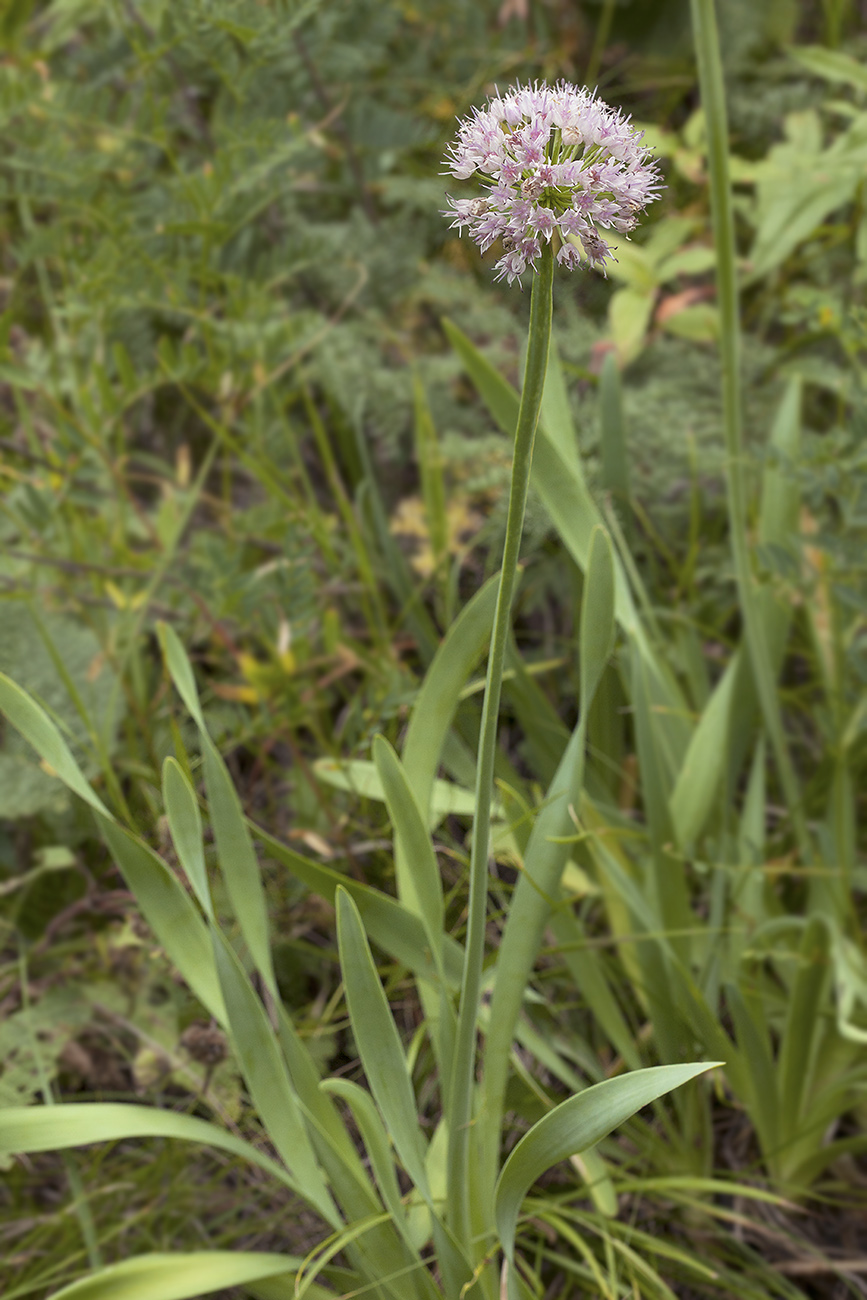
top-left (443, 81), bottom-right (661, 286)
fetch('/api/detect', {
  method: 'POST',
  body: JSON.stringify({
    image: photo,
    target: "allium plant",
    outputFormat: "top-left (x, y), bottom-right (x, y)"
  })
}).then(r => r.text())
top-left (0, 76), bottom-right (713, 1300)
top-left (444, 81), bottom-right (661, 284)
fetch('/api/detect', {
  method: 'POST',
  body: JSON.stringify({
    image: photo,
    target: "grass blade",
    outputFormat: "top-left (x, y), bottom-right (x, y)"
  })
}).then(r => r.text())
top-left (159, 621), bottom-right (275, 991)
top-left (0, 1104), bottom-right (301, 1194)
top-left (335, 888), bottom-right (429, 1197)
top-left (99, 817), bottom-right (227, 1025)
top-left (162, 756), bottom-right (212, 920)
top-left (0, 672), bottom-right (111, 819)
top-left (402, 571), bottom-right (499, 815)
top-left (44, 1253), bottom-right (316, 1300)
top-left (373, 735), bottom-right (444, 949)
top-left (212, 930), bottom-right (339, 1227)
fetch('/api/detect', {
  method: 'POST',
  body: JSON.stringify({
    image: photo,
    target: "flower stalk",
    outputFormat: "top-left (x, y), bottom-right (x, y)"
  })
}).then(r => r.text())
top-left (445, 240), bottom-right (554, 1254)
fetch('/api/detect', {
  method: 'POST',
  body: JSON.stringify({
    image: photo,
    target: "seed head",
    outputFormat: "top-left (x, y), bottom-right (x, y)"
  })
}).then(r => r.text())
top-left (443, 81), bottom-right (662, 286)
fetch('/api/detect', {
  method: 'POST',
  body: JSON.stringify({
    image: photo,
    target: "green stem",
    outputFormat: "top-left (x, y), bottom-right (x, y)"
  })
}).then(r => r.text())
top-left (445, 243), bottom-right (554, 1253)
top-left (689, 0), bottom-right (812, 866)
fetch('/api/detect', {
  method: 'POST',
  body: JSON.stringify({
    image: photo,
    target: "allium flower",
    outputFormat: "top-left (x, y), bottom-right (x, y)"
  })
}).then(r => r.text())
top-left (443, 81), bottom-right (661, 286)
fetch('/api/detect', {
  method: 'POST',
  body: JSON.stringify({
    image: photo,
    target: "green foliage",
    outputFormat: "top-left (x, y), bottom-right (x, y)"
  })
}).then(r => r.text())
top-left (2, 0), bottom-right (867, 1297)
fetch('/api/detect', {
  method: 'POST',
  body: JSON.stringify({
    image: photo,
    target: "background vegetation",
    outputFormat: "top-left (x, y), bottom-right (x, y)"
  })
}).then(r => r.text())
top-left (1, 0), bottom-right (867, 1297)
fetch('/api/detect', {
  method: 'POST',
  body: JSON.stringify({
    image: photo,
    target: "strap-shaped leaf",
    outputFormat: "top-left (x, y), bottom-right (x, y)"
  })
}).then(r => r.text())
top-left (321, 1079), bottom-right (441, 1300)
top-left (401, 571), bottom-right (499, 816)
top-left (157, 621), bottom-right (206, 729)
top-left (0, 672), bottom-right (111, 819)
top-left (494, 1062), bottom-right (719, 1261)
top-left (162, 756), bottom-right (212, 919)
top-left (159, 622), bottom-right (275, 992)
top-left (373, 736), bottom-right (444, 953)
top-left (98, 816), bottom-right (227, 1025)
top-left (44, 1251), bottom-right (323, 1300)
top-left (335, 888), bottom-right (430, 1198)
top-left (441, 319), bottom-right (638, 639)
top-left (212, 930), bottom-right (338, 1228)
top-left (777, 916), bottom-right (830, 1137)
top-left (579, 526), bottom-right (616, 710)
top-left (0, 1104), bottom-right (299, 1194)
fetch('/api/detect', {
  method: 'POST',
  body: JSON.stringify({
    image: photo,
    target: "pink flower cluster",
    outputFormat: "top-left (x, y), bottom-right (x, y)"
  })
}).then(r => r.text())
top-left (443, 81), bottom-right (661, 286)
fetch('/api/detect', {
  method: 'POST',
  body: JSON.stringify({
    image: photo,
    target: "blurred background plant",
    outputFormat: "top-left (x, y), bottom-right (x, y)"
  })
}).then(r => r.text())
top-left (1, 0), bottom-right (867, 1297)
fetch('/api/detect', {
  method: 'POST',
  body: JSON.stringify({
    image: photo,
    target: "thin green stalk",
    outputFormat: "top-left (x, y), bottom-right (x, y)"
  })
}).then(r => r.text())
top-left (445, 243), bottom-right (554, 1254)
top-left (689, 0), bottom-right (812, 865)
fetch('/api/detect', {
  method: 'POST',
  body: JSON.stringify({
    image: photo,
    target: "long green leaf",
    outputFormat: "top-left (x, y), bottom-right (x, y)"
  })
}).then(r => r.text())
top-left (442, 319), bottom-right (637, 641)
top-left (162, 757), bottom-right (212, 919)
top-left (321, 1079), bottom-right (440, 1300)
top-left (159, 622), bottom-right (275, 990)
top-left (45, 1253), bottom-right (317, 1300)
top-left (98, 816), bottom-right (227, 1025)
top-left (777, 916), bottom-right (830, 1139)
top-left (335, 888), bottom-right (429, 1197)
top-left (494, 1062), bottom-right (720, 1261)
top-left (669, 379), bottom-right (802, 850)
top-left (373, 736), bottom-right (444, 948)
top-left (0, 672), bottom-right (111, 819)
top-left (689, 0), bottom-right (811, 863)
top-left (0, 1104), bottom-right (300, 1193)
top-left (580, 527), bottom-right (616, 709)
top-left (211, 931), bottom-right (338, 1227)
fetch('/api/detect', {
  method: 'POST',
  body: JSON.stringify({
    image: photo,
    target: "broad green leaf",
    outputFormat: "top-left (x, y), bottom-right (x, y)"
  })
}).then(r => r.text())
top-left (400, 569), bottom-right (493, 811)
top-left (335, 888), bottom-right (430, 1198)
top-left (162, 757), bottom-right (212, 919)
top-left (0, 672), bottom-right (111, 820)
top-left (211, 932), bottom-right (339, 1227)
top-left (747, 112), bottom-right (864, 280)
top-left (402, 571), bottom-right (499, 816)
top-left (269, 1015), bottom-right (423, 1300)
top-left (531, 433), bottom-right (642, 640)
top-left (45, 1253), bottom-right (320, 1300)
top-left (603, 236), bottom-right (657, 291)
top-left (0, 1104), bottom-right (299, 1193)
top-left (494, 1062), bottom-right (719, 1260)
top-left (98, 816), bottom-right (227, 1025)
top-left (579, 528), bottom-right (616, 711)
